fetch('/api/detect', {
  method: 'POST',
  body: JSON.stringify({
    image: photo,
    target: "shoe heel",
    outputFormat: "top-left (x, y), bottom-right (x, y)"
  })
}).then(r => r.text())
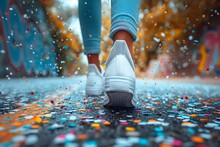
top-left (105, 76), bottom-right (135, 93)
top-left (104, 76), bottom-right (135, 107)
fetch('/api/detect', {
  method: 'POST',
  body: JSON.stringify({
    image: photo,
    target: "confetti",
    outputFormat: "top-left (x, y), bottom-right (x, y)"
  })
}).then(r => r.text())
top-left (0, 75), bottom-right (220, 146)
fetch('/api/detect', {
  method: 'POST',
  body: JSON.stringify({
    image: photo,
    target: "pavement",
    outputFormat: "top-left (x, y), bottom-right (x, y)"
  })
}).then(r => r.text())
top-left (0, 76), bottom-right (220, 147)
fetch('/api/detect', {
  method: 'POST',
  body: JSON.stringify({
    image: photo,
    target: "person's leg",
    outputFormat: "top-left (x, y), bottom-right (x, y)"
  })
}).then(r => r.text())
top-left (78, 0), bottom-right (101, 72)
top-left (110, 0), bottom-right (141, 56)
top-left (103, 0), bottom-right (140, 107)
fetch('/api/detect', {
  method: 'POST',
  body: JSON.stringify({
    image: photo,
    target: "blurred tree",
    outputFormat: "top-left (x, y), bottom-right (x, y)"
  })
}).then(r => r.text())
top-left (135, 0), bottom-right (220, 75)
top-left (40, 0), bottom-right (84, 76)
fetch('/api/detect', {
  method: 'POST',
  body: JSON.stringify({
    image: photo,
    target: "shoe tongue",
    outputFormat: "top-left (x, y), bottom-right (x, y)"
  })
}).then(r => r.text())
top-left (106, 40), bottom-right (135, 70)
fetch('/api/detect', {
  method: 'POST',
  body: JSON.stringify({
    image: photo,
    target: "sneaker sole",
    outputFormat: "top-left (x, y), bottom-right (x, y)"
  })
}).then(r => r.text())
top-left (104, 91), bottom-right (134, 108)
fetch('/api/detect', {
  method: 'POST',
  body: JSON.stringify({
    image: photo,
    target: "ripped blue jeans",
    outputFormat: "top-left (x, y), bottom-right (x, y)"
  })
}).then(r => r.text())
top-left (78, 0), bottom-right (140, 55)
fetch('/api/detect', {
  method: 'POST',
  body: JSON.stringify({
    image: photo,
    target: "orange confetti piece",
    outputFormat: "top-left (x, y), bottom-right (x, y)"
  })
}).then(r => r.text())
top-left (182, 122), bottom-right (192, 125)
top-left (190, 114), bottom-right (198, 117)
top-left (159, 143), bottom-right (172, 147)
top-left (95, 126), bottom-right (101, 130)
top-left (133, 120), bottom-right (141, 123)
top-left (200, 118), bottom-right (209, 122)
top-left (91, 123), bottom-right (100, 127)
top-left (77, 134), bottom-right (88, 140)
top-left (103, 121), bottom-right (111, 125)
top-left (125, 127), bottom-right (135, 132)
top-left (31, 125), bottom-right (40, 129)
top-left (156, 101), bottom-right (160, 105)
top-left (42, 120), bottom-right (50, 124)
top-left (12, 122), bottom-right (22, 127)
top-left (214, 98), bottom-right (219, 101)
top-left (0, 131), bottom-right (7, 137)
top-left (214, 112), bottom-right (220, 115)
top-left (148, 119), bottom-right (156, 122)
top-left (91, 123), bottom-right (101, 130)
top-left (191, 136), bottom-right (204, 143)
top-left (33, 116), bottom-right (42, 123)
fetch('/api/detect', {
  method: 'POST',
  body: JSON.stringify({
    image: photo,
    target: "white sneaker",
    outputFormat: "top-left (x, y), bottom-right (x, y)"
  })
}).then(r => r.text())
top-left (104, 40), bottom-right (136, 107)
top-left (86, 64), bottom-right (104, 96)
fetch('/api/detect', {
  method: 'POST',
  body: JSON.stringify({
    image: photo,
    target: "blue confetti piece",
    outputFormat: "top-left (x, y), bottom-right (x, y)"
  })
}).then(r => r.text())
top-left (194, 40), bottom-right (199, 43)
top-left (139, 138), bottom-right (149, 145)
top-left (19, 118), bottom-right (25, 121)
top-left (187, 128), bottom-right (195, 135)
top-left (23, 125), bottom-right (31, 129)
top-left (83, 140), bottom-right (97, 147)
top-left (63, 46), bottom-right (69, 50)
top-left (172, 105), bottom-right (178, 110)
top-left (48, 126), bottom-right (55, 131)
top-left (5, 117), bottom-right (12, 121)
top-left (69, 123), bottom-right (76, 128)
top-left (60, 118), bottom-right (67, 123)
top-left (155, 127), bottom-right (163, 132)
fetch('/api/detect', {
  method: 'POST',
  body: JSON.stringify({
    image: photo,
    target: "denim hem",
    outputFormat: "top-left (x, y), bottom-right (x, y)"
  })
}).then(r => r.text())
top-left (83, 39), bottom-right (101, 55)
top-left (84, 48), bottom-right (101, 55)
top-left (109, 21), bottom-right (138, 41)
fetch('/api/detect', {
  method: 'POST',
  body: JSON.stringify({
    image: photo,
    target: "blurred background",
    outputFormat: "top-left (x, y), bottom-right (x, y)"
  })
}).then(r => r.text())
top-left (0, 0), bottom-right (220, 79)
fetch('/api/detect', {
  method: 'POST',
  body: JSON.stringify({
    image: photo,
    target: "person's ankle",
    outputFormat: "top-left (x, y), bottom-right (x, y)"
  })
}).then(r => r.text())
top-left (113, 30), bottom-right (133, 56)
top-left (87, 54), bottom-right (101, 73)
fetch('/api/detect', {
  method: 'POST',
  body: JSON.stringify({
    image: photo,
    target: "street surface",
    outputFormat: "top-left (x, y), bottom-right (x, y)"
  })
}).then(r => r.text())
top-left (0, 76), bottom-right (220, 147)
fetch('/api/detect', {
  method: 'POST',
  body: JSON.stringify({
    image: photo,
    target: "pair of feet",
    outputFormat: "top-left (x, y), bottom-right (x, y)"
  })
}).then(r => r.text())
top-left (86, 40), bottom-right (136, 108)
